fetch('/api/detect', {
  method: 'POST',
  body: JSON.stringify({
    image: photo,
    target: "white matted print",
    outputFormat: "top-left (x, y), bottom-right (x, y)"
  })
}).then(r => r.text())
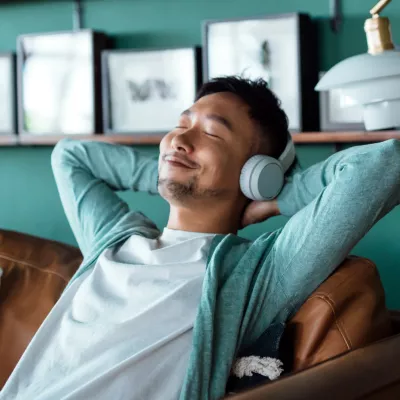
top-left (19, 31), bottom-right (98, 135)
top-left (103, 48), bottom-right (199, 133)
top-left (0, 54), bottom-right (16, 134)
top-left (205, 16), bottom-right (301, 131)
top-left (319, 72), bottom-right (364, 131)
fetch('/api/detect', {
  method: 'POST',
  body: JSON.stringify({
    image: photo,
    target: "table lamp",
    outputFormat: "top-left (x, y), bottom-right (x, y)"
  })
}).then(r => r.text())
top-left (315, 0), bottom-right (400, 131)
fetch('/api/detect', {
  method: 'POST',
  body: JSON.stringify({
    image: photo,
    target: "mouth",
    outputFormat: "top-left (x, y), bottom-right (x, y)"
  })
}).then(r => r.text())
top-left (163, 155), bottom-right (197, 169)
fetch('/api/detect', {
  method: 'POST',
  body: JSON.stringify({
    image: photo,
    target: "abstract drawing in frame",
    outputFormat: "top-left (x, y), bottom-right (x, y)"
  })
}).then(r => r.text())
top-left (102, 47), bottom-right (202, 135)
top-left (203, 13), bottom-right (319, 132)
top-left (17, 30), bottom-right (107, 136)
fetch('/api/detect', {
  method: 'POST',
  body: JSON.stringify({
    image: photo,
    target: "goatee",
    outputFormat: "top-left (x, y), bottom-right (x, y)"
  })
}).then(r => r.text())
top-left (158, 176), bottom-right (224, 202)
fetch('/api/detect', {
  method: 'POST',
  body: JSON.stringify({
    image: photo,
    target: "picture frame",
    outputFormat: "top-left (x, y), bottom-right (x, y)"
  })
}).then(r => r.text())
top-left (0, 53), bottom-right (17, 136)
top-left (17, 30), bottom-right (108, 137)
top-left (102, 47), bottom-right (202, 135)
top-left (203, 13), bottom-right (319, 132)
top-left (319, 72), bottom-right (364, 131)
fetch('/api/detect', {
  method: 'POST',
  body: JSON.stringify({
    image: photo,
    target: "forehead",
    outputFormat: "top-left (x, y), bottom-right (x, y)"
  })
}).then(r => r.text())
top-left (189, 92), bottom-right (255, 132)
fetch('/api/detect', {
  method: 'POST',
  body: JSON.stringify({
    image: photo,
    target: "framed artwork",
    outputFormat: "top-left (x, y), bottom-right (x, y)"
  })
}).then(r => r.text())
top-left (319, 72), bottom-right (364, 131)
top-left (203, 13), bottom-right (319, 132)
top-left (0, 53), bottom-right (17, 135)
top-left (17, 30), bottom-right (108, 136)
top-left (102, 47), bottom-right (202, 134)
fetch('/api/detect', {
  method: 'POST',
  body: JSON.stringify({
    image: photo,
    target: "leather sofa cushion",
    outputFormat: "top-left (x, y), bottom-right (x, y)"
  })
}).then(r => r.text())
top-left (0, 230), bottom-right (82, 389)
top-left (283, 255), bottom-right (393, 371)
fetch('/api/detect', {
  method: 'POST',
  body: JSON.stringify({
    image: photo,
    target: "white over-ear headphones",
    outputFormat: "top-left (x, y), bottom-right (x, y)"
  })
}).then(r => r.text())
top-left (240, 134), bottom-right (296, 201)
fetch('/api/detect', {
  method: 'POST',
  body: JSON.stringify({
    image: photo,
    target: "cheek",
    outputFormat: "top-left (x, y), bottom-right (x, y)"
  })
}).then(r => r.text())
top-left (202, 150), bottom-right (242, 188)
top-left (159, 133), bottom-right (171, 154)
top-left (158, 134), bottom-right (172, 172)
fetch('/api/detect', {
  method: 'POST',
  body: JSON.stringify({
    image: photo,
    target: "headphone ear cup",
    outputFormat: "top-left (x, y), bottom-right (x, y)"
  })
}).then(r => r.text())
top-left (240, 156), bottom-right (260, 200)
top-left (240, 155), bottom-right (285, 201)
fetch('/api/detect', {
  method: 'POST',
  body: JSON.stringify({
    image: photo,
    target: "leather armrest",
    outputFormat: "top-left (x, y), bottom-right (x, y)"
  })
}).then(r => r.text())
top-left (227, 333), bottom-right (400, 400)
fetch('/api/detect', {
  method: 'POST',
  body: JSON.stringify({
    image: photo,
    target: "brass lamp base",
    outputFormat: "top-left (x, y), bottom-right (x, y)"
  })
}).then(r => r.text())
top-left (365, 0), bottom-right (395, 55)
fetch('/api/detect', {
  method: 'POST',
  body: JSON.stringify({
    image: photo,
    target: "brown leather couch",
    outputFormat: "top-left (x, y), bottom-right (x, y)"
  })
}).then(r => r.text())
top-left (0, 228), bottom-right (399, 399)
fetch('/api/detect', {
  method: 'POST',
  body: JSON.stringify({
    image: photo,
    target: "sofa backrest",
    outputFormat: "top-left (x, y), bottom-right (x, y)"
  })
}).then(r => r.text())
top-left (0, 229), bottom-right (394, 392)
top-left (0, 229), bottom-right (82, 388)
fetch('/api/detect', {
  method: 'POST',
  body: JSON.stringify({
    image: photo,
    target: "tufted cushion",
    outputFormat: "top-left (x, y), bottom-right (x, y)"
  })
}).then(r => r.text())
top-left (0, 229), bottom-right (82, 389)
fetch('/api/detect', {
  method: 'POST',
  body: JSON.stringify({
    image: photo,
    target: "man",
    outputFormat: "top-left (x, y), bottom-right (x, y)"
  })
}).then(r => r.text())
top-left (2, 76), bottom-right (400, 400)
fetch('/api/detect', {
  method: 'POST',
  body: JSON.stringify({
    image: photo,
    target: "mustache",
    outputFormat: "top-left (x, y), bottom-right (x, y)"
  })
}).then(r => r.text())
top-left (162, 152), bottom-right (198, 168)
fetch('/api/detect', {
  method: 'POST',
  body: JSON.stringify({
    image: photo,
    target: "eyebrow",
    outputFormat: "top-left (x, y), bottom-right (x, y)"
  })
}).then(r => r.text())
top-left (181, 109), bottom-right (234, 133)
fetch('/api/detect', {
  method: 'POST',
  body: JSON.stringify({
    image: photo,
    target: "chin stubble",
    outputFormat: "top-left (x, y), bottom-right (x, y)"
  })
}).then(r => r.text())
top-left (157, 176), bottom-right (224, 201)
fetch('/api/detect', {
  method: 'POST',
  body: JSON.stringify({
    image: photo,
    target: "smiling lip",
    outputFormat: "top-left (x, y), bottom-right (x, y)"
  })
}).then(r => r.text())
top-left (164, 155), bottom-right (197, 169)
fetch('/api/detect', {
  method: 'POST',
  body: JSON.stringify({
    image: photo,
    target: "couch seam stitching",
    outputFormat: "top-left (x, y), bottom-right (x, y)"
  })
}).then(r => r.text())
top-left (309, 293), bottom-right (353, 350)
top-left (0, 253), bottom-right (68, 283)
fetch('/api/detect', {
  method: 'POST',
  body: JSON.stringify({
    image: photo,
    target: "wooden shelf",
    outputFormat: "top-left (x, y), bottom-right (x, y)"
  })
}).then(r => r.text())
top-left (0, 135), bottom-right (18, 146)
top-left (292, 131), bottom-right (400, 143)
top-left (2, 130), bottom-right (400, 147)
top-left (18, 133), bottom-right (165, 146)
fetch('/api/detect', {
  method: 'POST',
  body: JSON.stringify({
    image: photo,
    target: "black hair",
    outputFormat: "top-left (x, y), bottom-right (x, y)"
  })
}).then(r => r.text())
top-left (196, 76), bottom-right (290, 160)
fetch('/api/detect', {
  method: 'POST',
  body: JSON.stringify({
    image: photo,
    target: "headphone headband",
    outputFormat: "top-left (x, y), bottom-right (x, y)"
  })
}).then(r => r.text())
top-left (278, 134), bottom-right (296, 172)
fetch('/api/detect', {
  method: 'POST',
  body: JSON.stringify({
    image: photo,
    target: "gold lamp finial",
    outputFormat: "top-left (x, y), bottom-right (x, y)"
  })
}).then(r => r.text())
top-left (365, 0), bottom-right (394, 54)
top-left (370, 0), bottom-right (392, 17)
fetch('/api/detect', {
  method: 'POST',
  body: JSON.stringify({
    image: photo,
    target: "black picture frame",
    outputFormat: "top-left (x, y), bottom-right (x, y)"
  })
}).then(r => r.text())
top-left (17, 29), bottom-right (108, 137)
top-left (203, 13), bottom-right (319, 133)
top-left (102, 46), bottom-right (202, 136)
top-left (0, 52), bottom-right (17, 136)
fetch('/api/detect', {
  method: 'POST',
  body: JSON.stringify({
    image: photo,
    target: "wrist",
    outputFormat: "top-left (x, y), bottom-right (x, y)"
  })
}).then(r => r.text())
top-left (271, 199), bottom-right (281, 217)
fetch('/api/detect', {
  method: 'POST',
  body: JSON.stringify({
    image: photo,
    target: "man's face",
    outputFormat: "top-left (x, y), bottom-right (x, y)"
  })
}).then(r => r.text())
top-left (158, 92), bottom-right (259, 205)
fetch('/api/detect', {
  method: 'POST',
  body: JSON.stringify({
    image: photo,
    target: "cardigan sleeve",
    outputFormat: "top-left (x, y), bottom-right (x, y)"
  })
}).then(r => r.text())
top-left (270, 139), bottom-right (400, 316)
top-left (51, 139), bottom-right (159, 257)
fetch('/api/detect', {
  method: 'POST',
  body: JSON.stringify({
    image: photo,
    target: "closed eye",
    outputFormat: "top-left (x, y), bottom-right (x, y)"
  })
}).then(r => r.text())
top-left (174, 126), bottom-right (221, 139)
top-left (204, 131), bottom-right (220, 139)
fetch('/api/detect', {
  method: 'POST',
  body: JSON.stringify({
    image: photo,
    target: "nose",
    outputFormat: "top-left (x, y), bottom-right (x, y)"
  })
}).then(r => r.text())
top-left (171, 130), bottom-right (195, 153)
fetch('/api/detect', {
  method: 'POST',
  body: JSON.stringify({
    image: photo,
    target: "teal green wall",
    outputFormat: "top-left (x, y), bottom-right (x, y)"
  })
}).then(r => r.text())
top-left (1, 0), bottom-right (400, 306)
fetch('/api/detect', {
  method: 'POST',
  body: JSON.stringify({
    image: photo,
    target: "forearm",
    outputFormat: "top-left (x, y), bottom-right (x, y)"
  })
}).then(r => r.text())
top-left (52, 138), bottom-right (159, 194)
top-left (277, 140), bottom-right (400, 217)
top-left (51, 139), bottom-right (159, 255)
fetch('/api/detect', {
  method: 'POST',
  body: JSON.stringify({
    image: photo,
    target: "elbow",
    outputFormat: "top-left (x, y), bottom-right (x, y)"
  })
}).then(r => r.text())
top-left (364, 139), bottom-right (400, 188)
top-left (338, 139), bottom-right (400, 187)
top-left (51, 138), bottom-right (78, 169)
top-left (381, 139), bottom-right (400, 179)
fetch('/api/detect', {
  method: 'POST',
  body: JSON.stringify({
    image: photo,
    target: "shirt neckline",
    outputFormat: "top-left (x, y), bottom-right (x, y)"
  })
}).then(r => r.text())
top-left (161, 227), bottom-right (216, 241)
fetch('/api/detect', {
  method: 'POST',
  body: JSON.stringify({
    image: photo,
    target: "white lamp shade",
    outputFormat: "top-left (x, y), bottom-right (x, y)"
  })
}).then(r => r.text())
top-left (315, 50), bottom-right (400, 90)
top-left (315, 50), bottom-right (400, 130)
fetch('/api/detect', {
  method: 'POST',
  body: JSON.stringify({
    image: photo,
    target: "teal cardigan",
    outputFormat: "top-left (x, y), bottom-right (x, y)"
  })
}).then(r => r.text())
top-left (52, 138), bottom-right (400, 400)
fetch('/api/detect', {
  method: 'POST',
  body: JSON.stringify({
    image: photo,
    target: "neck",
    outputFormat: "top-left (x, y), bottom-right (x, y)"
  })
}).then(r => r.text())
top-left (166, 198), bottom-right (245, 235)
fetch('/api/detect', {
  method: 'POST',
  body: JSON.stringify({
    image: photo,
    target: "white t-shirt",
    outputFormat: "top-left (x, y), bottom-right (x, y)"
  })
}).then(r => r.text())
top-left (0, 228), bottom-right (216, 400)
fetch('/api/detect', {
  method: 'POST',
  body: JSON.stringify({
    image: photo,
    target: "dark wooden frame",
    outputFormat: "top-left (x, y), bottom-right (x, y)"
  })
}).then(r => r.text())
top-left (17, 29), bottom-right (108, 140)
top-left (0, 53), bottom-right (17, 140)
top-left (102, 46), bottom-right (202, 136)
top-left (202, 13), bottom-right (319, 132)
